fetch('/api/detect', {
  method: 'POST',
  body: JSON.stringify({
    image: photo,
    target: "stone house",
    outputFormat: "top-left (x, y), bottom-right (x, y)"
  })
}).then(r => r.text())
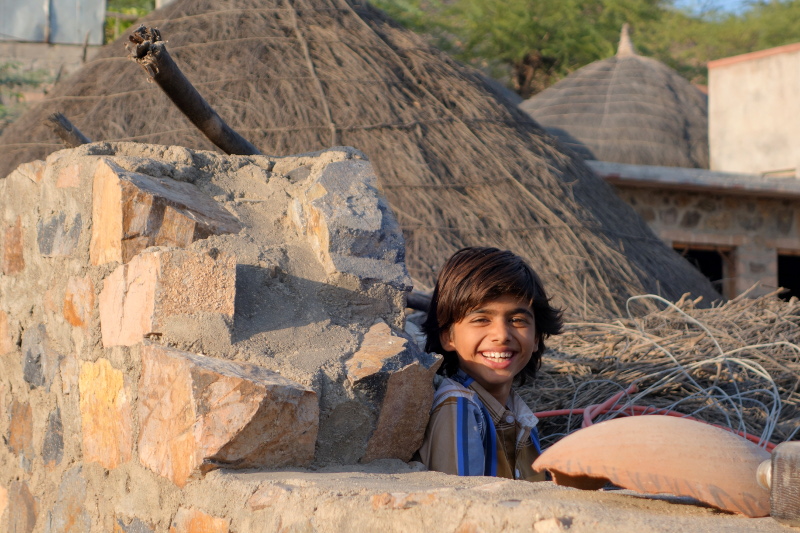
top-left (522, 29), bottom-right (800, 300)
top-left (588, 161), bottom-right (800, 300)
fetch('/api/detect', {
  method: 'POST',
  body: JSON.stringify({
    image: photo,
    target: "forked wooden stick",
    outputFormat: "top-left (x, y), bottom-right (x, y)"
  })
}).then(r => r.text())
top-left (126, 25), bottom-right (262, 156)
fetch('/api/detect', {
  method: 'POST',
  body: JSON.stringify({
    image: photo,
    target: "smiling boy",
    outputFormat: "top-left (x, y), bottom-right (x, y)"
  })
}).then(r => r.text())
top-left (417, 247), bottom-right (562, 480)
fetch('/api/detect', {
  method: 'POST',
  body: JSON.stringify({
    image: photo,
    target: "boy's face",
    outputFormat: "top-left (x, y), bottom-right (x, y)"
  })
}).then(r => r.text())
top-left (440, 294), bottom-right (538, 404)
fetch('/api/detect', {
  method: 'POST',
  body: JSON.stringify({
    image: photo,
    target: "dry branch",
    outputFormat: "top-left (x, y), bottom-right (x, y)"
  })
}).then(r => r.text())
top-left (46, 112), bottom-right (91, 148)
top-left (126, 25), bottom-right (261, 156)
top-left (521, 292), bottom-right (800, 447)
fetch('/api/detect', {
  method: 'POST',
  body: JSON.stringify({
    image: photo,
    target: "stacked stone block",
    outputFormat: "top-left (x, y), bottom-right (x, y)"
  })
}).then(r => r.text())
top-left (0, 142), bottom-right (440, 531)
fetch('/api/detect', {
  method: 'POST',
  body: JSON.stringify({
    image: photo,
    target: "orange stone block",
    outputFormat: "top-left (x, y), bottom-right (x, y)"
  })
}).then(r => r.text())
top-left (15, 160), bottom-right (45, 184)
top-left (56, 162), bottom-right (82, 188)
top-left (90, 159), bottom-right (241, 266)
top-left (0, 483), bottom-right (7, 522)
top-left (90, 161), bottom-right (123, 265)
top-left (43, 287), bottom-right (61, 317)
top-left (7, 481), bottom-right (37, 533)
top-left (170, 508), bottom-right (228, 533)
top-left (138, 343), bottom-right (318, 487)
top-left (63, 275), bottom-right (95, 327)
top-left (8, 399), bottom-right (33, 461)
top-left (346, 321), bottom-right (441, 462)
top-left (99, 249), bottom-right (236, 347)
top-left (79, 358), bottom-right (133, 469)
top-left (0, 310), bottom-right (15, 355)
top-left (3, 216), bottom-right (24, 275)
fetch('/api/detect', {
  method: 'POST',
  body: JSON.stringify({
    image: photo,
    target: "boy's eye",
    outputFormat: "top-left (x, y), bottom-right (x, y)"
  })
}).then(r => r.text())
top-left (510, 317), bottom-right (530, 325)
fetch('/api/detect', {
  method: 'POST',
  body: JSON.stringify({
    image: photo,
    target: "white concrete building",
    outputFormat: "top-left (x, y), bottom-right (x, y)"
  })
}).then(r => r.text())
top-left (709, 43), bottom-right (800, 175)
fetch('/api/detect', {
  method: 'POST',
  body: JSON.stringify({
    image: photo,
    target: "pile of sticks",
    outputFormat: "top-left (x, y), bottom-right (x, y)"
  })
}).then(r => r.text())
top-left (521, 290), bottom-right (800, 448)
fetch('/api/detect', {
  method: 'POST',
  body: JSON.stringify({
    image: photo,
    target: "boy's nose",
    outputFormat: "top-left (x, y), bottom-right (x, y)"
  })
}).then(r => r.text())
top-left (489, 320), bottom-right (512, 342)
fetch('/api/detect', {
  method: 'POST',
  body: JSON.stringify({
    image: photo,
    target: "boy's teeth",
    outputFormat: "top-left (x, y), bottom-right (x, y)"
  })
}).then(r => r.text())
top-left (482, 351), bottom-right (512, 359)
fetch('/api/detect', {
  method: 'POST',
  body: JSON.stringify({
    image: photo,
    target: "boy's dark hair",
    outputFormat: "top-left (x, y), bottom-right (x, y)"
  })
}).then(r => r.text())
top-left (423, 247), bottom-right (563, 384)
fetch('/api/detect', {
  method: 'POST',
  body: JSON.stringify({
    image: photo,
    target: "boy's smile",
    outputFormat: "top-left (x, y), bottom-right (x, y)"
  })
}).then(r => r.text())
top-left (440, 295), bottom-right (538, 405)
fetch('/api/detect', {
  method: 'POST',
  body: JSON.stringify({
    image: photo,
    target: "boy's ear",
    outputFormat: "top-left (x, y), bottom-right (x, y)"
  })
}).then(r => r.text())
top-left (440, 328), bottom-right (455, 352)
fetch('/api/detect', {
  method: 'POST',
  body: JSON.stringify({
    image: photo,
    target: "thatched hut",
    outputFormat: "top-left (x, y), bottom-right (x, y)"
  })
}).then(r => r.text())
top-left (0, 0), bottom-right (719, 317)
top-left (520, 25), bottom-right (709, 169)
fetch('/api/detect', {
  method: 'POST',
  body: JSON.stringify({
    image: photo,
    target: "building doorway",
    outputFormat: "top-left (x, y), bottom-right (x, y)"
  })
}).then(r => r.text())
top-left (778, 252), bottom-right (800, 301)
top-left (674, 244), bottom-right (733, 299)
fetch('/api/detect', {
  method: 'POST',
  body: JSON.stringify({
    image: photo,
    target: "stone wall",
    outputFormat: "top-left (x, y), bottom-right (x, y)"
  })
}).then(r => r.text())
top-left (614, 185), bottom-right (800, 298)
top-left (0, 142), bottom-right (440, 531)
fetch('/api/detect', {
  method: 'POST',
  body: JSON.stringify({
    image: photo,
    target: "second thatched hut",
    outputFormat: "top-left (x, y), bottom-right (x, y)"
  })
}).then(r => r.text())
top-left (520, 25), bottom-right (709, 169)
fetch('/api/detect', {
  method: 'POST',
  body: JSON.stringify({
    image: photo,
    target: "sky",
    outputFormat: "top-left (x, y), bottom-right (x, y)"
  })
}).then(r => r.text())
top-left (673, 0), bottom-right (755, 15)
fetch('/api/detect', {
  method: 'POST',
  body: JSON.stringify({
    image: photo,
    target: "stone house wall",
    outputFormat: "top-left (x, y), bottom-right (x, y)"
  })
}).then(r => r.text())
top-left (613, 185), bottom-right (800, 299)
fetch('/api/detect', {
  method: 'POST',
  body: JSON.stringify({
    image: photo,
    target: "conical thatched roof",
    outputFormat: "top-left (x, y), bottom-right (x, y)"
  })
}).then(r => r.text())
top-left (0, 0), bottom-right (719, 317)
top-left (520, 25), bottom-right (709, 169)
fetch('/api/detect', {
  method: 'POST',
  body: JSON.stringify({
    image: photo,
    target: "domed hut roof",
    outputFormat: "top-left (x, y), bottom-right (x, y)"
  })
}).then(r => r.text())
top-left (0, 1), bottom-right (719, 317)
top-left (520, 25), bottom-right (709, 169)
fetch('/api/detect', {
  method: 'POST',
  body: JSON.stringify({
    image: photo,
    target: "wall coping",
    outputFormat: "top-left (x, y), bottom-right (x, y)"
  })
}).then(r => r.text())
top-left (588, 160), bottom-right (800, 200)
top-left (707, 41), bottom-right (800, 70)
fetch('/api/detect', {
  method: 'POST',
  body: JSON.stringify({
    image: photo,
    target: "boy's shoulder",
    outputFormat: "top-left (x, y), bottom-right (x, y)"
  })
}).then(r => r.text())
top-left (432, 375), bottom-right (480, 410)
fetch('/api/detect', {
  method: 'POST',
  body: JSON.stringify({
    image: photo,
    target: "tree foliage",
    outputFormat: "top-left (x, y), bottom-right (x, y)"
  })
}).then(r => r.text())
top-left (0, 62), bottom-right (47, 134)
top-left (372, 0), bottom-right (800, 95)
top-left (105, 0), bottom-right (155, 42)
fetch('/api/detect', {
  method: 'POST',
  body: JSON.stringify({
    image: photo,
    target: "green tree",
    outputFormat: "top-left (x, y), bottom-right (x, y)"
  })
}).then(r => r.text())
top-left (105, 0), bottom-right (155, 42)
top-left (373, 0), bottom-right (800, 94)
top-left (639, 1), bottom-right (800, 85)
top-left (0, 62), bottom-right (47, 134)
top-left (374, 0), bottom-right (669, 97)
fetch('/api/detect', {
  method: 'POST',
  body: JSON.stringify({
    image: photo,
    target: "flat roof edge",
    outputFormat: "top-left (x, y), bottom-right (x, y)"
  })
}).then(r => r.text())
top-left (587, 160), bottom-right (800, 199)
top-left (708, 41), bottom-right (800, 70)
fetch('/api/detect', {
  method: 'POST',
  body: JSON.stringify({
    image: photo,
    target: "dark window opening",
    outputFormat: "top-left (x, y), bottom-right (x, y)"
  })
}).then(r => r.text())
top-left (778, 254), bottom-right (800, 301)
top-left (674, 246), bottom-right (730, 299)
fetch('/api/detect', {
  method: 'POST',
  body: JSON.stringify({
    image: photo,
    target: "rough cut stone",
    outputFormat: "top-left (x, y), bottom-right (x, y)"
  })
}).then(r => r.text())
top-left (8, 481), bottom-right (37, 533)
top-left (45, 466), bottom-right (90, 533)
top-left (9, 398), bottom-right (34, 466)
top-left (247, 484), bottom-right (293, 511)
top-left (15, 160), bottom-right (45, 184)
top-left (138, 343), bottom-right (318, 487)
top-left (3, 215), bottom-right (24, 275)
top-left (291, 160), bottom-right (410, 290)
top-left (37, 213), bottom-right (82, 257)
top-left (0, 309), bottom-right (17, 355)
top-left (79, 358), bottom-right (133, 470)
top-left (115, 517), bottom-right (155, 533)
top-left (56, 162), bottom-right (82, 188)
top-left (63, 275), bottom-right (95, 328)
top-left (22, 324), bottom-right (59, 390)
top-left (346, 321), bottom-right (441, 462)
top-left (90, 158), bottom-right (242, 265)
top-left (60, 353), bottom-right (80, 395)
top-left (0, 483), bottom-right (7, 523)
top-left (170, 508), bottom-right (229, 533)
top-left (99, 249), bottom-right (236, 347)
top-left (42, 407), bottom-right (64, 468)
top-left (0, 382), bottom-right (6, 426)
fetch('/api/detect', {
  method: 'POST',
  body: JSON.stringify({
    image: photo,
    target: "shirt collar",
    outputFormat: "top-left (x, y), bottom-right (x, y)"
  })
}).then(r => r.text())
top-left (454, 369), bottom-right (539, 430)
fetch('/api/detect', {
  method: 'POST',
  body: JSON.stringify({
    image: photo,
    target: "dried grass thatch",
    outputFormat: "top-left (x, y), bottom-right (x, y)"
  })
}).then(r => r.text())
top-left (519, 27), bottom-right (709, 169)
top-left (0, 0), bottom-right (719, 317)
top-left (523, 291), bottom-right (800, 448)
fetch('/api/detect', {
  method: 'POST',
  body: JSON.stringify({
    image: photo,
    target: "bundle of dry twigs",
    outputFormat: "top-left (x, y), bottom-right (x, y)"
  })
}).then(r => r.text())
top-left (521, 290), bottom-right (800, 448)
